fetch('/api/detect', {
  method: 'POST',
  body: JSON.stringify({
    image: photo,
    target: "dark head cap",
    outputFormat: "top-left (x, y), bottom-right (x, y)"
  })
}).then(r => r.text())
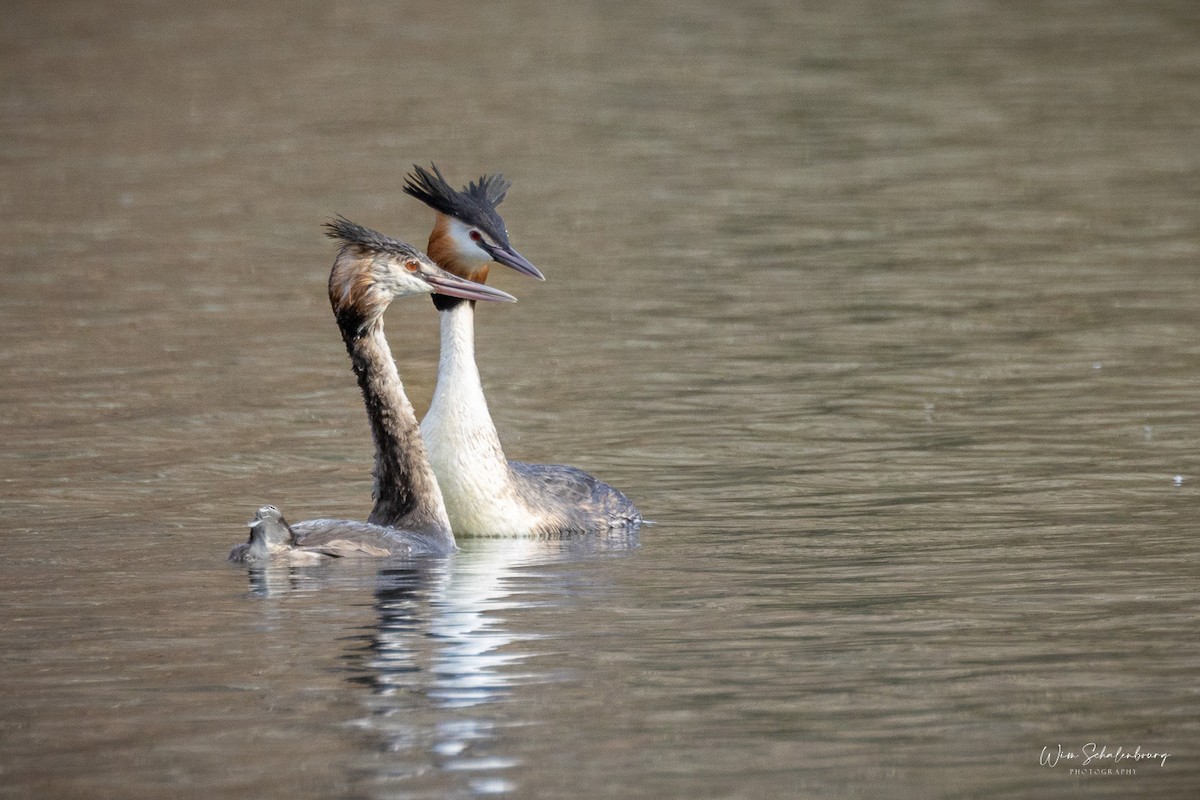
top-left (403, 163), bottom-right (513, 249)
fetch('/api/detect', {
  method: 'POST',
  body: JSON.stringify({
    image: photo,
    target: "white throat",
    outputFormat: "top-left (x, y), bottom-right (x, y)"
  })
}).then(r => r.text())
top-left (443, 217), bottom-right (493, 270)
top-left (420, 302), bottom-right (542, 535)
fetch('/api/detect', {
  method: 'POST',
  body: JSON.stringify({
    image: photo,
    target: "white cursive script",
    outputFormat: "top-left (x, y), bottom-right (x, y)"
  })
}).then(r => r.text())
top-left (1041, 743), bottom-right (1169, 769)
top-left (1082, 743), bottom-right (1169, 768)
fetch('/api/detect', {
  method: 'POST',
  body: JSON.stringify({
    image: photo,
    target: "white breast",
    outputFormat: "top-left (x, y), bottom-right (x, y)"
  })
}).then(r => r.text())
top-left (421, 304), bottom-right (544, 536)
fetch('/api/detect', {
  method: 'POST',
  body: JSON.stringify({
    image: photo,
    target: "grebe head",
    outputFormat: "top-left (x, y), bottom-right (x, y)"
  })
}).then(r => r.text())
top-left (228, 504), bottom-right (295, 562)
top-left (403, 163), bottom-right (544, 284)
top-left (247, 504), bottom-right (295, 548)
top-left (324, 216), bottom-right (516, 331)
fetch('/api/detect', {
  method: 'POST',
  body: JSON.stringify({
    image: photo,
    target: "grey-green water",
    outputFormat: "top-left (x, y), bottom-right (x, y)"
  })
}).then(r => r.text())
top-left (2, 1), bottom-right (1198, 797)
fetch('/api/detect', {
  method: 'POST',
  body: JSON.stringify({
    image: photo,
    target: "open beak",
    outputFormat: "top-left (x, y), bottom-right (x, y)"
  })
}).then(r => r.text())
top-left (424, 266), bottom-right (517, 303)
top-left (481, 242), bottom-right (545, 281)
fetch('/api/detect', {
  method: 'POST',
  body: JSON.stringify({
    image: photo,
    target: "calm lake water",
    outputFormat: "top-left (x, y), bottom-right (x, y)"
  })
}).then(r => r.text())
top-left (2, 1), bottom-right (1198, 798)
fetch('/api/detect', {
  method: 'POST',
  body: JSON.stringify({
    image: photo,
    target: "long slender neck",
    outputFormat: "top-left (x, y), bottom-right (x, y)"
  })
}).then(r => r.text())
top-left (424, 302), bottom-right (509, 467)
top-left (338, 317), bottom-right (450, 539)
top-left (433, 301), bottom-right (484, 408)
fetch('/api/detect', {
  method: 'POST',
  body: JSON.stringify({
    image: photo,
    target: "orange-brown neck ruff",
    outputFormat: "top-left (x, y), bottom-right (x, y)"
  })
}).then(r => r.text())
top-left (427, 214), bottom-right (490, 284)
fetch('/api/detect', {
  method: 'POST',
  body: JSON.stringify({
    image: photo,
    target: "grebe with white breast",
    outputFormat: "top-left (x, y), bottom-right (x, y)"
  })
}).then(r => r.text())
top-left (403, 165), bottom-right (642, 536)
top-left (230, 218), bottom-right (517, 561)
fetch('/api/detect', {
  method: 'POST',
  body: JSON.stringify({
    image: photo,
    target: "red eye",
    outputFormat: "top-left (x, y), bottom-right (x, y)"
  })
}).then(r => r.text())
top-left (404, 260), bottom-right (419, 273)
top-left (469, 230), bottom-right (483, 242)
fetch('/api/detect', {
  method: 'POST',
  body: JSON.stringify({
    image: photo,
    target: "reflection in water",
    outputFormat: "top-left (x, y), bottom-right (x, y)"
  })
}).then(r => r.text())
top-left (245, 561), bottom-right (333, 598)
top-left (321, 532), bottom-right (640, 797)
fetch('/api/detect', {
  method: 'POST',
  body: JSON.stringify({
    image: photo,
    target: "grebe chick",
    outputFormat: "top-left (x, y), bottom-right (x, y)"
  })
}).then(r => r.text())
top-left (229, 505), bottom-right (297, 563)
top-left (232, 218), bottom-right (517, 562)
top-left (404, 165), bottom-right (642, 536)
top-left (228, 505), bottom-right (392, 563)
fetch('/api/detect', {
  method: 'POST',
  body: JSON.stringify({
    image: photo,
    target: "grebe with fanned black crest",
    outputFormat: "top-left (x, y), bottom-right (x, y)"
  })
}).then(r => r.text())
top-left (404, 165), bottom-right (642, 536)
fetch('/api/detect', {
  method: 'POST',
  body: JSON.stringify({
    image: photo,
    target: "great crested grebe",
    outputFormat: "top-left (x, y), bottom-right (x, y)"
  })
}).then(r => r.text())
top-left (230, 218), bottom-right (516, 562)
top-left (403, 165), bottom-right (642, 536)
top-left (228, 505), bottom-right (392, 563)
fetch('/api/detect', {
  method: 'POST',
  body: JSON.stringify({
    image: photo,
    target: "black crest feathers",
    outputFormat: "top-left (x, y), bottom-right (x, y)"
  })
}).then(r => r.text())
top-left (403, 163), bottom-right (512, 247)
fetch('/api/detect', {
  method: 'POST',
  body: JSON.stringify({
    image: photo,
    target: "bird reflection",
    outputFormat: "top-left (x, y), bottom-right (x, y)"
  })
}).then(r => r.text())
top-left (249, 530), bottom-right (636, 797)
top-left (244, 560), bottom-right (329, 597)
top-left (357, 538), bottom-right (566, 793)
top-left (237, 529), bottom-right (637, 795)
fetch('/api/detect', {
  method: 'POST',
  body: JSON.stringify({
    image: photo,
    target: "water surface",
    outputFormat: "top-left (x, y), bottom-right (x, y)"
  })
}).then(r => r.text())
top-left (2, 1), bottom-right (1198, 797)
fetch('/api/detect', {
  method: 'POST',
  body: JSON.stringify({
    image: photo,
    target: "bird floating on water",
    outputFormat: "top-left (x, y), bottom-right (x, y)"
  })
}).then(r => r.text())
top-left (404, 164), bottom-right (642, 536)
top-left (228, 504), bottom-right (393, 563)
top-left (231, 217), bottom-right (516, 562)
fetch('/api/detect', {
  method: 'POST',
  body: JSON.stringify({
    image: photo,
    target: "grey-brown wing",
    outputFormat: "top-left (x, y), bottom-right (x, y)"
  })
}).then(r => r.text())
top-left (508, 462), bottom-right (643, 532)
top-left (290, 519), bottom-right (445, 558)
top-left (300, 539), bottom-right (392, 559)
